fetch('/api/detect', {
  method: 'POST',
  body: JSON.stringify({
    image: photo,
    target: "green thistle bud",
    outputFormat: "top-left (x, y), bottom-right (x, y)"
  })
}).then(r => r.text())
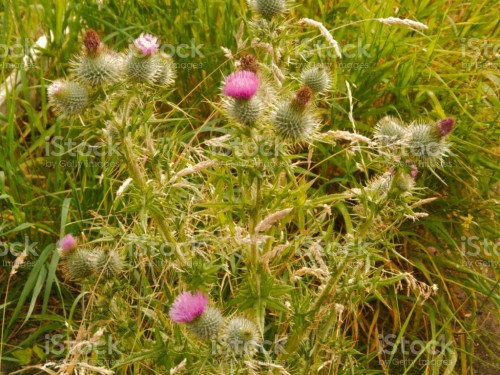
top-left (104, 121), bottom-right (121, 144)
top-left (186, 306), bottom-right (223, 340)
top-left (125, 52), bottom-right (158, 84)
top-left (47, 80), bottom-right (88, 116)
top-left (94, 250), bottom-right (123, 280)
top-left (152, 52), bottom-right (177, 87)
top-left (300, 66), bottom-right (331, 94)
top-left (70, 51), bottom-right (123, 87)
top-left (62, 247), bottom-right (97, 281)
top-left (272, 100), bottom-right (318, 143)
top-left (404, 121), bottom-right (450, 163)
top-left (227, 96), bottom-right (263, 125)
top-left (225, 317), bottom-right (260, 357)
top-left (393, 172), bottom-right (416, 192)
top-left (374, 116), bottom-right (406, 146)
top-left (248, 0), bottom-right (287, 19)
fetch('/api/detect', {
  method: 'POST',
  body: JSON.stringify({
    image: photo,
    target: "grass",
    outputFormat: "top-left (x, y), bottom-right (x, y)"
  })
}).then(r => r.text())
top-left (0, 0), bottom-right (498, 374)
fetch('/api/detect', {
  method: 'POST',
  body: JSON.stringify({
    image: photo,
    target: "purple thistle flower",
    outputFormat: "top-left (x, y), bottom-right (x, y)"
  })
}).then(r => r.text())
top-left (60, 234), bottom-right (77, 252)
top-left (169, 291), bottom-right (208, 323)
top-left (436, 117), bottom-right (455, 137)
top-left (223, 70), bottom-right (259, 99)
top-left (134, 33), bottom-right (159, 56)
top-left (410, 164), bottom-right (418, 178)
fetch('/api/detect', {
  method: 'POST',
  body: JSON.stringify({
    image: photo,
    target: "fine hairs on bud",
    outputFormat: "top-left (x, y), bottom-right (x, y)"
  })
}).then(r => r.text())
top-left (152, 52), bottom-right (177, 87)
top-left (94, 250), bottom-right (123, 280)
top-left (225, 317), bottom-right (260, 356)
top-left (126, 33), bottom-right (162, 84)
top-left (393, 172), bottom-right (416, 192)
top-left (404, 121), bottom-right (450, 163)
top-left (47, 80), bottom-right (88, 116)
top-left (248, 0), bottom-right (287, 19)
top-left (272, 100), bottom-right (318, 142)
top-left (301, 66), bottom-right (331, 94)
top-left (374, 116), bottom-right (406, 146)
top-left (186, 306), bottom-right (223, 340)
top-left (61, 247), bottom-right (97, 281)
top-left (228, 97), bottom-right (263, 125)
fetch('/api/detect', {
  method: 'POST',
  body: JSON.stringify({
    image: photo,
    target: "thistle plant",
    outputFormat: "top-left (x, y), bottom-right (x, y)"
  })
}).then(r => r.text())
top-left (36, 1), bottom-right (490, 373)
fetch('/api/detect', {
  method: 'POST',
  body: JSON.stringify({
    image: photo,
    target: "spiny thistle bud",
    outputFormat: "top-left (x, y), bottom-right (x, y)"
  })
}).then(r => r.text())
top-left (223, 70), bottom-right (262, 125)
top-left (152, 52), bottom-right (177, 87)
top-left (225, 317), bottom-right (260, 356)
top-left (240, 54), bottom-right (259, 73)
top-left (227, 97), bottom-right (263, 125)
top-left (374, 116), bottom-right (406, 146)
top-left (83, 29), bottom-right (101, 57)
top-left (248, 0), bottom-right (286, 19)
top-left (94, 250), bottom-right (123, 279)
top-left (125, 34), bottom-right (162, 84)
top-left (47, 80), bottom-right (88, 116)
top-left (187, 307), bottom-right (223, 340)
top-left (404, 121), bottom-right (450, 163)
top-left (300, 66), bottom-right (331, 94)
top-left (436, 117), bottom-right (455, 137)
top-left (393, 172), bottom-right (416, 192)
top-left (71, 49), bottom-right (123, 87)
top-left (104, 121), bottom-right (121, 144)
top-left (272, 101), bottom-right (318, 142)
top-left (61, 247), bottom-right (97, 281)
top-left (125, 52), bottom-right (157, 84)
top-left (292, 86), bottom-right (313, 109)
top-left (169, 291), bottom-right (223, 340)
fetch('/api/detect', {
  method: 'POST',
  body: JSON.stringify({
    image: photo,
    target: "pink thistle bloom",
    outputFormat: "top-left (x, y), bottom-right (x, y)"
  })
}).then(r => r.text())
top-left (60, 234), bottom-right (77, 252)
top-left (47, 81), bottom-right (65, 97)
top-left (410, 164), bottom-right (418, 178)
top-left (223, 70), bottom-right (259, 99)
top-left (134, 33), bottom-right (160, 56)
top-left (169, 291), bottom-right (208, 323)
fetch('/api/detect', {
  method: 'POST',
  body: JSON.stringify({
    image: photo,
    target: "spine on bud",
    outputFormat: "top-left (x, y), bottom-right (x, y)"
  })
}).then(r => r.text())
top-left (186, 306), bottom-right (223, 340)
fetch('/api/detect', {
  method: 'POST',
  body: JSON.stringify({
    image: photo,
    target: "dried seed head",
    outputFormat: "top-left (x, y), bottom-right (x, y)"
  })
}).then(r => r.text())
top-left (292, 86), bottom-right (313, 108)
top-left (240, 54), bottom-right (259, 73)
top-left (83, 29), bottom-right (101, 56)
top-left (436, 117), bottom-right (455, 137)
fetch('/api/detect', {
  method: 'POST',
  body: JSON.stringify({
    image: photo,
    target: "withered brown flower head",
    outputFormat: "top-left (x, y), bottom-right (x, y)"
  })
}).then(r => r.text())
top-left (293, 86), bottom-right (313, 108)
top-left (436, 117), bottom-right (455, 137)
top-left (239, 54), bottom-right (259, 73)
top-left (83, 29), bottom-right (101, 56)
